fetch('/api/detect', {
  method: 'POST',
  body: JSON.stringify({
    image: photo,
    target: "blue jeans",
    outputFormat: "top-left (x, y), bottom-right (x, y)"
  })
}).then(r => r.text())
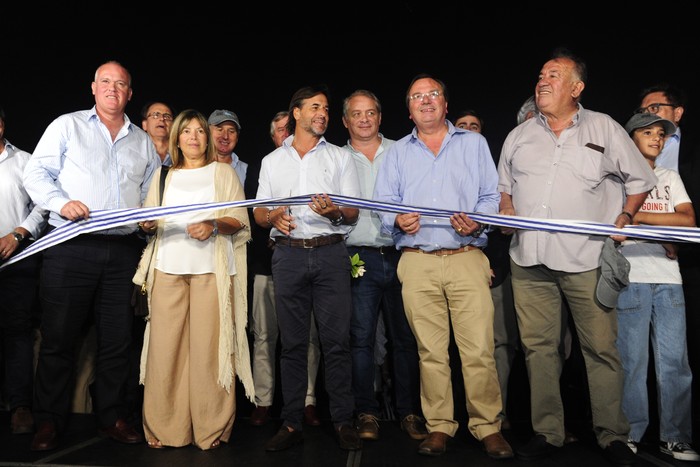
top-left (348, 246), bottom-right (421, 419)
top-left (616, 282), bottom-right (694, 443)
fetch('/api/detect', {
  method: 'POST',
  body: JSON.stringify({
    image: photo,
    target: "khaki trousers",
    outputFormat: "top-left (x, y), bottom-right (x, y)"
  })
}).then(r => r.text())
top-left (510, 262), bottom-right (630, 448)
top-left (143, 270), bottom-right (235, 450)
top-left (398, 249), bottom-right (502, 440)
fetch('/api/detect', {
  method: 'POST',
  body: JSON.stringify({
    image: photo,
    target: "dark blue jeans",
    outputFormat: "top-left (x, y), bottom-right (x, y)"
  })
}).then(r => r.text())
top-left (348, 246), bottom-right (421, 419)
top-left (272, 241), bottom-right (354, 431)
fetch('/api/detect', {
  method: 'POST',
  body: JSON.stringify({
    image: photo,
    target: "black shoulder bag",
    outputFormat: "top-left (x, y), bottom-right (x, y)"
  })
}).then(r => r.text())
top-left (131, 166), bottom-right (169, 317)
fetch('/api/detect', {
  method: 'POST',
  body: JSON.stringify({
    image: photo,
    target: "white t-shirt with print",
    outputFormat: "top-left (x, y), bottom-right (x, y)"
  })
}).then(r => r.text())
top-left (621, 166), bottom-right (691, 284)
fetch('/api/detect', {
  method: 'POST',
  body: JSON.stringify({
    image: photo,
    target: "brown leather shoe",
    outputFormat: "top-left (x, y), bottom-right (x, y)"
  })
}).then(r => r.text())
top-left (356, 413), bottom-right (380, 440)
top-left (482, 432), bottom-right (514, 459)
top-left (250, 406), bottom-right (270, 426)
top-left (30, 421), bottom-right (58, 451)
top-left (99, 418), bottom-right (143, 444)
top-left (303, 405), bottom-right (321, 426)
top-left (401, 414), bottom-right (428, 440)
top-left (11, 406), bottom-right (34, 434)
top-left (418, 431), bottom-right (450, 456)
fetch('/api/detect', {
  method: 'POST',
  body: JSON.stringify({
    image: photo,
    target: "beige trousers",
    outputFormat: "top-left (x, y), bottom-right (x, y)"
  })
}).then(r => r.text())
top-left (143, 270), bottom-right (235, 450)
top-left (398, 249), bottom-right (502, 440)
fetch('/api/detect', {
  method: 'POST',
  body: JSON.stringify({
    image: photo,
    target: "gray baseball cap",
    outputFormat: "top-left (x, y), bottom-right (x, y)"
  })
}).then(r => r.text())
top-left (208, 109), bottom-right (241, 130)
top-left (624, 113), bottom-right (675, 136)
top-left (595, 237), bottom-right (630, 309)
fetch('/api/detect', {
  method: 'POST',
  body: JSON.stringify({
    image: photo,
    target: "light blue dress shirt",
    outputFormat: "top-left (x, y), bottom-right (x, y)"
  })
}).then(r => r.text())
top-left (654, 127), bottom-right (681, 172)
top-left (23, 106), bottom-right (160, 234)
top-left (230, 151), bottom-right (248, 185)
top-left (373, 121), bottom-right (499, 251)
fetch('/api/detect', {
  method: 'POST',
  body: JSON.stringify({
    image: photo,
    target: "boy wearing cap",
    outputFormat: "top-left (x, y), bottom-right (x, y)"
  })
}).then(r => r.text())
top-left (616, 113), bottom-right (699, 461)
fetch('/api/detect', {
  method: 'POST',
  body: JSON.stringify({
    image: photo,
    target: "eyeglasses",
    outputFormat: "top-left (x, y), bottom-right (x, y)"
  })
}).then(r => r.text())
top-left (635, 103), bottom-right (675, 115)
top-left (147, 111), bottom-right (174, 121)
top-left (409, 90), bottom-right (441, 102)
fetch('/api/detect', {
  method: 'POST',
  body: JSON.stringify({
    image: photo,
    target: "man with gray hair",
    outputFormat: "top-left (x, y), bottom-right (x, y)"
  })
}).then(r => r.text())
top-left (498, 48), bottom-right (655, 465)
top-left (516, 95), bottom-right (537, 126)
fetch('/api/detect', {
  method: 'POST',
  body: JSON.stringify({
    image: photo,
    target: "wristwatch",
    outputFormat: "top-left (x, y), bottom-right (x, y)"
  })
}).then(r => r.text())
top-left (12, 231), bottom-right (24, 243)
top-left (471, 222), bottom-right (487, 238)
top-left (211, 220), bottom-right (219, 237)
top-left (331, 213), bottom-right (345, 226)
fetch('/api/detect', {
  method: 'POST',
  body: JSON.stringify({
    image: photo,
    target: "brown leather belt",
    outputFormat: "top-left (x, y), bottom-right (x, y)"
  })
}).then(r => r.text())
top-left (401, 245), bottom-right (480, 256)
top-left (274, 234), bottom-right (345, 249)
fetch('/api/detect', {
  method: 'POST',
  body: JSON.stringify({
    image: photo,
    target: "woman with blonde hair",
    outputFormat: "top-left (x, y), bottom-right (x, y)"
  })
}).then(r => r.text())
top-left (134, 109), bottom-right (253, 450)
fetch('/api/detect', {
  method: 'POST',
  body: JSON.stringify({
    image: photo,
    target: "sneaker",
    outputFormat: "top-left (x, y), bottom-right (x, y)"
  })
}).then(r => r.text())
top-left (660, 441), bottom-right (700, 461)
top-left (356, 413), bottom-right (379, 440)
top-left (401, 414), bottom-right (428, 440)
top-left (626, 439), bottom-right (638, 454)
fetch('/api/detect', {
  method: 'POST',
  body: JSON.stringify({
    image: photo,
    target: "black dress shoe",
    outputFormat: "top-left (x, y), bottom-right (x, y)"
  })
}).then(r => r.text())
top-left (516, 434), bottom-right (558, 461)
top-left (30, 421), bottom-right (58, 451)
top-left (265, 426), bottom-right (303, 451)
top-left (99, 418), bottom-right (143, 444)
top-left (603, 440), bottom-right (638, 465)
top-left (336, 424), bottom-right (362, 450)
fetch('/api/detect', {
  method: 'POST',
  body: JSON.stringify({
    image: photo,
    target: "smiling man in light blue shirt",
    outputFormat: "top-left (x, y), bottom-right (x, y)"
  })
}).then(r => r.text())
top-left (23, 60), bottom-right (159, 452)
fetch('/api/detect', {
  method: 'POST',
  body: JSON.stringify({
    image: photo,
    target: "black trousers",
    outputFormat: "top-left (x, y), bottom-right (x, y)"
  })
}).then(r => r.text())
top-left (271, 241), bottom-right (354, 430)
top-left (0, 250), bottom-right (40, 411)
top-left (33, 233), bottom-right (143, 431)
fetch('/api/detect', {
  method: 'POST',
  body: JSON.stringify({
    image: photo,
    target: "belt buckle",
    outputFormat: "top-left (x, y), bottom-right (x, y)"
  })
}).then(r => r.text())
top-left (302, 238), bottom-right (314, 249)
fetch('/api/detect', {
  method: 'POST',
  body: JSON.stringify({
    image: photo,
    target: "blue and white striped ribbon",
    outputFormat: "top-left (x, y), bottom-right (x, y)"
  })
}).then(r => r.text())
top-left (3, 194), bottom-right (699, 270)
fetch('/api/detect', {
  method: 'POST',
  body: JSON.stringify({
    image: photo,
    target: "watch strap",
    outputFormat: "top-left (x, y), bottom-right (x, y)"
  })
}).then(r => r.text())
top-left (331, 213), bottom-right (345, 226)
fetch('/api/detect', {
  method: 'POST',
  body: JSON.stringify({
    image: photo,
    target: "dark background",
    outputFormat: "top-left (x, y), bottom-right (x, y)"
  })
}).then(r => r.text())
top-left (3, 1), bottom-right (700, 446)
top-left (2, 4), bottom-right (698, 163)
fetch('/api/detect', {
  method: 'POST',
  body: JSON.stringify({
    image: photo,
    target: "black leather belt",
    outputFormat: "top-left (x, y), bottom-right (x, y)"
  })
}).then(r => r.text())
top-left (274, 234), bottom-right (344, 249)
top-left (350, 245), bottom-right (396, 255)
top-left (402, 245), bottom-right (480, 256)
top-left (82, 232), bottom-right (140, 242)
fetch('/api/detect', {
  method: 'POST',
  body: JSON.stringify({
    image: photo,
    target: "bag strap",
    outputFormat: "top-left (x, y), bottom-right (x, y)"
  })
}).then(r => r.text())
top-left (159, 165), bottom-right (169, 206)
top-left (138, 166), bottom-right (169, 289)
